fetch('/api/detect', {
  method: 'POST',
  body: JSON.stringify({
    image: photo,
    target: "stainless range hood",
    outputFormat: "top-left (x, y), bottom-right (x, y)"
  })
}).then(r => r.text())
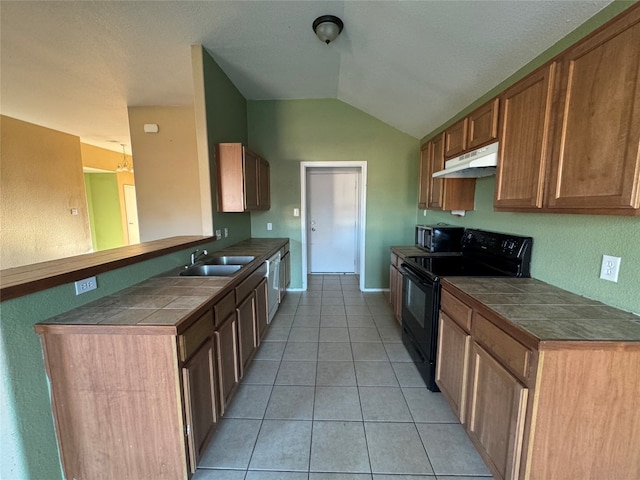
top-left (432, 142), bottom-right (499, 178)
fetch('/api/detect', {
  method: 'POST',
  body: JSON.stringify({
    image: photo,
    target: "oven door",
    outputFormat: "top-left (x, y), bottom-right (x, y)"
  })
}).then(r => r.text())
top-left (400, 264), bottom-right (440, 391)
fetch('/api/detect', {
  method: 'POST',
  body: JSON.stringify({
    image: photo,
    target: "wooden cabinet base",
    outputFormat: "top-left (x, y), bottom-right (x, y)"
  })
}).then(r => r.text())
top-left (438, 282), bottom-right (640, 480)
top-left (39, 333), bottom-right (189, 480)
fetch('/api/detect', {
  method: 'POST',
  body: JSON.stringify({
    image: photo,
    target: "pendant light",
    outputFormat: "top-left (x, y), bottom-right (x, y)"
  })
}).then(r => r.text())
top-left (116, 144), bottom-right (133, 173)
top-left (312, 15), bottom-right (344, 44)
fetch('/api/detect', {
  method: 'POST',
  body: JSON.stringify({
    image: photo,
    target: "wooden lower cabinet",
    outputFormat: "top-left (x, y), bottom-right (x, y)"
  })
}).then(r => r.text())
top-left (37, 331), bottom-right (194, 480)
top-left (215, 314), bottom-right (239, 413)
top-left (436, 312), bottom-right (470, 423)
top-left (182, 340), bottom-right (218, 474)
top-left (467, 343), bottom-right (528, 480)
top-left (389, 252), bottom-right (403, 324)
top-left (437, 282), bottom-right (640, 480)
top-left (237, 292), bottom-right (257, 376)
top-left (255, 277), bottom-right (269, 341)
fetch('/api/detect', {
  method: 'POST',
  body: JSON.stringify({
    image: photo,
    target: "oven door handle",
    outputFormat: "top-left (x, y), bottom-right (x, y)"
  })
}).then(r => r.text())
top-left (400, 263), bottom-right (434, 288)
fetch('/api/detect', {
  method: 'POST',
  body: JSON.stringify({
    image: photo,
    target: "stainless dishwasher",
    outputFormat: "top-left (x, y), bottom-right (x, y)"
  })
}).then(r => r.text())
top-left (265, 251), bottom-right (281, 322)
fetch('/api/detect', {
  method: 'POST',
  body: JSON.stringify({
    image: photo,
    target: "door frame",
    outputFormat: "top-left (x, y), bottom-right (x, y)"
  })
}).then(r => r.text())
top-left (300, 161), bottom-right (367, 291)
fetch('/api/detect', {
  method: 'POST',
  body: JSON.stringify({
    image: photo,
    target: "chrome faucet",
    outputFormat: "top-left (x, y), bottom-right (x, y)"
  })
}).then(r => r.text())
top-left (190, 249), bottom-right (208, 265)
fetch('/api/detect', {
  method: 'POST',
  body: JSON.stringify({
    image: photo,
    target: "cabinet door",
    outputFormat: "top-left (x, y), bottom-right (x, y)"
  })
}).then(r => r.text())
top-left (547, 9), bottom-right (640, 212)
top-left (436, 312), bottom-right (470, 423)
top-left (237, 292), bottom-right (257, 376)
top-left (282, 251), bottom-right (290, 290)
top-left (243, 148), bottom-right (260, 210)
top-left (216, 143), bottom-right (245, 212)
top-left (389, 262), bottom-right (402, 325)
top-left (495, 64), bottom-right (556, 209)
top-left (215, 315), bottom-right (239, 413)
top-left (182, 340), bottom-right (217, 473)
top-left (428, 135), bottom-right (446, 209)
top-left (394, 265), bottom-right (403, 324)
top-left (255, 278), bottom-right (268, 342)
top-left (417, 142), bottom-right (431, 209)
top-left (421, 133), bottom-right (475, 211)
top-left (467, 98), bottom-right (499, 150)
top-left (444, 118), bottom-right (468, 158)
top-left (467, 343), bottom-right (528, 480)
top-left (258, 157), bottom-right (271, 210)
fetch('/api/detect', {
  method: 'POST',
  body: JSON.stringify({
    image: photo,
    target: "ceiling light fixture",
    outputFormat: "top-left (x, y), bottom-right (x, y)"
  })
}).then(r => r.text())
top-left (312, 15), bottom-right (343, 45)
top-left (116, 144), bottom-right (133, 173)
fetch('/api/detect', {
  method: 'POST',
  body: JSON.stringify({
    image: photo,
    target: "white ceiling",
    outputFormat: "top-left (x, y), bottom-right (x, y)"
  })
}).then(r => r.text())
top-left (1, 1), bottom-right (613, 152)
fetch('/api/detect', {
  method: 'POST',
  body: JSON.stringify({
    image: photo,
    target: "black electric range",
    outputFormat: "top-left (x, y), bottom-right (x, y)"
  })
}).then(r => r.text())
top-left (400, 229), bottom-right (533, 391)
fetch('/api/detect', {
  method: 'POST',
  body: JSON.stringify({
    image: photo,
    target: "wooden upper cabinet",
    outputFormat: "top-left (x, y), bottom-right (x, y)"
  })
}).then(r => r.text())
top-left (216, 143), bottom-right (271, 212)
top-left (429, 134), bottom-right (446, 209)
top-left (258, 157), bottom-right (270, 210)
top-left (495, 63), bottom-right (556, 209)
top-left (418, 133), bottom-right (475, 211)
top-left (467, 98), bottom-right (499, 150)
top-left (546, 7), bottom-right (640, 213)
top-left (444, 118), bottom-right (468, 158)
top-left (445, 99), bottom-right (498, 159)
top-left (417, 142), bottom-right (431, 209)
top-left (243, 149), bottom-right (260, 210)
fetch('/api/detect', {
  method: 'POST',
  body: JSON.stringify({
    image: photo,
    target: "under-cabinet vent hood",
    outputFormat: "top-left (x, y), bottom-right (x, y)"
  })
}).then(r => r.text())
top-left (432, 142), bottom-right (499, 178)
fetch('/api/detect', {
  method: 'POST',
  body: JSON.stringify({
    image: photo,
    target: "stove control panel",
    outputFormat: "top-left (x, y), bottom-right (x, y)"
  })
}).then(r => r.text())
top-left (461, 229), bottom-right (533, 260)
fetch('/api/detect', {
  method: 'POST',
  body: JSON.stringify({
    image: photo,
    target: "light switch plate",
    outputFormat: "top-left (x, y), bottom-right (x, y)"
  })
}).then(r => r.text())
top-left (600, 255), bottom-right (621, 282)
top-left (267, 222), bottom-right (273, 231)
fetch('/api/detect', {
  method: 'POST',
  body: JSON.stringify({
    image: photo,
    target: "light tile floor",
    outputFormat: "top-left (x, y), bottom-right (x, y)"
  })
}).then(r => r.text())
top-left (196, 274), bottom-right (494, 480)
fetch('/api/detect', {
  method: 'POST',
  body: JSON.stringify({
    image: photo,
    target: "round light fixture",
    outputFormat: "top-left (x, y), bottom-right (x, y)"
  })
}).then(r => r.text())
top-left (312, 15), bottom-right (344, 45)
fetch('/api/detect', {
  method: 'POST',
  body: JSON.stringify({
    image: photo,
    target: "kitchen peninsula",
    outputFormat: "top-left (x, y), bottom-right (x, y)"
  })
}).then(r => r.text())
top-left (35, 238), bottom-right (290, 480)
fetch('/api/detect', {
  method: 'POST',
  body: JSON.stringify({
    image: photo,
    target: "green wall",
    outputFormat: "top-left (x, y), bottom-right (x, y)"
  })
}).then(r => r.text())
top-left (416, 1), bottom-right (640, 314)
top-left (248, 99), bottom-right (419, 289)
top-left (420, 178), bottom-right (640, 313)
top-left (201, 47), bottom-right (252, 246)
top-left (84, 173), bottom-right (124, 251)
top-left (0, 50), bottom-right (251, 479)
top-left (421, 0), bottom-right (637, 142)
top-left (0, 240), bottom-right (220, 479)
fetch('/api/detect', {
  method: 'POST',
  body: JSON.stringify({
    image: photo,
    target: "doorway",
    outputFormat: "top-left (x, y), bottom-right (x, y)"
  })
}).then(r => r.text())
top-left (123, 185), bottom-right (140, 244)
top-left (300, 162), bottom-right (367, 291)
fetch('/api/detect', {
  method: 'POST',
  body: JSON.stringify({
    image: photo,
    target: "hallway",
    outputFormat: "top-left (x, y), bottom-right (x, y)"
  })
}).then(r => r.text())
top-left (195, 274), bottom-right (493, 479)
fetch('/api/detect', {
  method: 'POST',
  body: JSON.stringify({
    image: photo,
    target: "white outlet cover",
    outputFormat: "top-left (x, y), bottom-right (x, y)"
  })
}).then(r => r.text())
top-left (599, 255), bottom-right (621, 283)
top-left (267, 222), bottom-right (273, 231)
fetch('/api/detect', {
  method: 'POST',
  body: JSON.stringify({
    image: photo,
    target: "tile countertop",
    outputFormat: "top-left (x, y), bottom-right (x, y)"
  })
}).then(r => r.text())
top-left (443, 277), bottom-right (640, 342)
top-left (37, 238), bottom-right (288, 331)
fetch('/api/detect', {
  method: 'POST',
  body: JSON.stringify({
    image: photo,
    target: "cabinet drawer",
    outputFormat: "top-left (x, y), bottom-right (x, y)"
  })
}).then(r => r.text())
top-left (214, 291), bottom-right (236, 328)
top-left (440, 289), bottom-right (472, 331)
top-left (235, 262), bottom-right (268, 302)
top-left (472, 313), bottom-right (531, 381)
top-left (178, 310), bottom-right (214, 363)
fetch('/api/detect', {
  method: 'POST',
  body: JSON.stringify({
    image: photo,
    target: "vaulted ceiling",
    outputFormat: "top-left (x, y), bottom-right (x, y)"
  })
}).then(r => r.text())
top-left (1, 1), bottom-right (613, 152)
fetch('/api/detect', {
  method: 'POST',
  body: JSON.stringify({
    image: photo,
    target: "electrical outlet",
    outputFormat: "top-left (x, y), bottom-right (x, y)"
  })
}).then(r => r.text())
top-left (215, 229), bottom-right (222, 239)
top-left (599, 255), bottom-right (621, 283)
top-left (267, 222), bottom-right (273, 231)
top-left (74, 276), bottom-right (97, 295)
top-left (423, 209), bottom-right (427, 216)
top-left (224, 228), bottom-right (229, 238)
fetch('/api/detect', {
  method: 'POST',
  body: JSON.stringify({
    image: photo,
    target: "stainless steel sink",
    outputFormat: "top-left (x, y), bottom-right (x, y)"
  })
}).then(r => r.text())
top-left (203, 255), bottom-right (255, 265)
top-left (180, 264), bottom-right (242, 277)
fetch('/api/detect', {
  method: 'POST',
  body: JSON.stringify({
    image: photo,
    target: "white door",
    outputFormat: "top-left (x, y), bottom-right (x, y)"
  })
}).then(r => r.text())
top-left (123, 185), bottom-right (140, 245)
top-left (307, 168), bottom-right (359, 273)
